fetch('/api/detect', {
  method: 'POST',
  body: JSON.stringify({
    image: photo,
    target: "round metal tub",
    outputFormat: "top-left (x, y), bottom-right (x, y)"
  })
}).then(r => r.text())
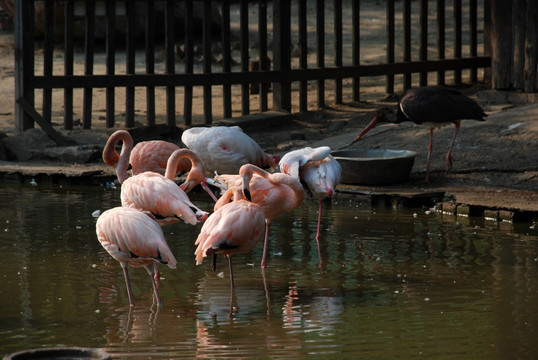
top-left (332, 149), bottom-right (417, 185)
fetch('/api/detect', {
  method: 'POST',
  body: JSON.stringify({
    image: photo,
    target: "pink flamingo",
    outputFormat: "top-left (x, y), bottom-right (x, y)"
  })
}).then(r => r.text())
top-left (217, 164), bottom-right (305, 268)
top-left (95, 206), bottom-right (177, 307)
top-left (120, 149), bottom-right (210, 226)
top-left (194, 186), bottom-right (265, 294)
top-left (279, 146), bottom-right (341, 268)
top-left (103, 130), bottom-right (182, 179)
top-left (181, 126), bottom-right (280, 174)
top-left (103, 130), bottom-right (218, 201)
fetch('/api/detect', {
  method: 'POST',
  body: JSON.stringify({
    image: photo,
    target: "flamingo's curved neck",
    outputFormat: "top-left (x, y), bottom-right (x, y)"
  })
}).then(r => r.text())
top-left (103, 131), bottom-right (133, 184)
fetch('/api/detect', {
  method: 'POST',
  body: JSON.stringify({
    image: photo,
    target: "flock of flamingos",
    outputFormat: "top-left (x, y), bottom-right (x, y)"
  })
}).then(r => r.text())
top-left (94, 86), bottom-right (487, 307)
top-left (96, 125), bottom-right (342, 307)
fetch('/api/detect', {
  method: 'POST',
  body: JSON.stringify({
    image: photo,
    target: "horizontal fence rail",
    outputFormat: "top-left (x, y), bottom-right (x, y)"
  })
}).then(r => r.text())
top-left (14, 0), bottom-right (491, 134)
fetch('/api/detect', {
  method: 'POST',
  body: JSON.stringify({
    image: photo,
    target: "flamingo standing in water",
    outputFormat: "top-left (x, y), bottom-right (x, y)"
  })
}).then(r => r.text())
top-left (120, 149), bottom-right (209, 226)
top-left (216, 164), bottom-right (305, 268)
top-left (103, 130), bottom-right (217, 200)
top-left (194, 186), bottom-right (265, 294)
top-left (346, 86), bottom-right (487, 183)
top-left (181, 126), bottom-right (280, 174)
top-left (279, 146), bottom-right (341, 268)
top-left (95, 206), bottom-right (177, 307)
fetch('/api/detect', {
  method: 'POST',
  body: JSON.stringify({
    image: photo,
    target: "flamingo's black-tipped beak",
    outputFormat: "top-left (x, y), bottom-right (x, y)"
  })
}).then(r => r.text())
top-left (354, 112), bottom-right (380, 142)
top-left (244, 188), bottom-right (252, 202)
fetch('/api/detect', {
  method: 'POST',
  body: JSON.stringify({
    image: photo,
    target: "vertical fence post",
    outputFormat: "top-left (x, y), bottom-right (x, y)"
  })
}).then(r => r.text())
top-left (385, 0), bottom-right (395, 94)
top-left (106, 0), bottom-right (116, 128)
top-left (146, 0), bottom-right (156, 126)
top-left (42, 0), bottom-right (54, 124)
top-left (165, 0), bottom-right (176, 127)
top-left (258, 0), bottom-right (269, 112)
top-left (334, 0), bottom-right (342, 104)
top-left (83, 0), bottom-right (96, 129)
top-left (125, 0), bottom-right (135, 128)
top-left (470, 0), bottom-right (478, 83)
top-left (221, 0), bottom-right (232, 119)
top-left (419, 0), bottom-right (428, 86)
top-left (272, 0), bottom-right (291, 111)
top-left (352, 0), bottom-right (360, 102)
top-left (436, 0), bottom-right (445, 86)
top-left (316, 0), bottom-right (325, 108)
top-left (184, 0), bottom-right (194, 125)
top-left (240, 0), bottom-right (249, 115)
top-left (403, 0), bottom-right (411, 89)
top-left (522, 0), bottom-right (537, 92)
top-left (490, 0), bottom-right (512, 89)
top-left (14, 0), bottom-right (35, 133)
top-left (203, 0), bottom-right (213, 124)
top-left (64, 0), bottom-right (74, 130)
top-left (453, 0), bottom-right (462, 84)
top-left (483, 0), bottom-right (491, 83)
top-left (298, 0), bottom-right (308, 112)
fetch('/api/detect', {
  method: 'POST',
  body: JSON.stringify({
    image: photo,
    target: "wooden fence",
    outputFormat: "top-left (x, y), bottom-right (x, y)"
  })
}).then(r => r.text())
top-left (14, 0), bottom-right (491, 134)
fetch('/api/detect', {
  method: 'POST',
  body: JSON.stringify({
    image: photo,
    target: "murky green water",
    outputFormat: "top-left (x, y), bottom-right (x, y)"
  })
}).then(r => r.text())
top-left (1, 182), bottom-right (538, 359)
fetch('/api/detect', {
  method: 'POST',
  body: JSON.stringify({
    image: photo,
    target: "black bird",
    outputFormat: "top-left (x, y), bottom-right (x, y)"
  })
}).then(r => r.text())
top-left (348, 86), bottom-right (487, 183)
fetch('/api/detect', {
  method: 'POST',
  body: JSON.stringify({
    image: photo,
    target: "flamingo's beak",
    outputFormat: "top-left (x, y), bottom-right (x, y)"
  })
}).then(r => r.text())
top-left (180, 180), bottom-right (195, 193)
top-left (197, 211), bottom-right (209, 223)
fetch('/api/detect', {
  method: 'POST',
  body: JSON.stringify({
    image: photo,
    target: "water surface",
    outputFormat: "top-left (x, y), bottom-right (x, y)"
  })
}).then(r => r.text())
top-left (1, 182), bottom-right (537, 359)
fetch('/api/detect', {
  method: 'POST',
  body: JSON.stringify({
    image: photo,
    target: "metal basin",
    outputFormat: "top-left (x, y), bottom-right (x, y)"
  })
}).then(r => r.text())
top-left (332, 149), bottom-right (417, 185)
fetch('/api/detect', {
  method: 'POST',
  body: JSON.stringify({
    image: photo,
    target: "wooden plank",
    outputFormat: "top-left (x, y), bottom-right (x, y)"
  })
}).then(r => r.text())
top-left (14, 0), bottom-right (35, 133)
top-left (106, 0), bottom-right (116, 128)
top-left (333, 0), bottom-right (342, 104)
top-left (352, 0), bottom-right (360, 102)
top-left (523, 0), bottom-right (537, 92)
top-left (298, 0), bottom-right (308, 111)
top-left (491, 0), bottom-right (512, 89)
top-left (419, 0), bottom-right (428, 86)
top-left (16, 98), bottom-right (75, 146)
top-left (258, 0), bottom-right (268, 112)
top-left (165, 0), bottom-right (175, 126)
top-left (33, 57), bottom-right (492, 89)
top-left (203, 0), bottom-right (213, 124)
top-left (64, 0), bottom-right (74, 130)
top-left (221, 0), bottom-right (232, 119)
top-left (453, 0), bottom-right (462, 84)
top-left (145, 0), bottom-right (156, 126)
top-left (403, 0), bottom-right (411, 89)
top-left (436, 0), bottom-right (446, 85)
top-left (184, 0), bottom-right (194, 125)
top-left (385, 0), bottom-right (395, 94)
top-left (42, 0), bottom-right (54, 124)
top-left (240, 0), bottom-right (249, 115)
top-left (83, 0), bottom-right (95, 129)
top-left (125, 0), bottom-right (135, 128)
top-left (316, 0), bottom-right (325, 108)
top-left (483, 0), bottom-right (492, 82)
top-left (470, 0), bottom-right (478, 82)
top-left (272, 0), bottom-right (291, 111)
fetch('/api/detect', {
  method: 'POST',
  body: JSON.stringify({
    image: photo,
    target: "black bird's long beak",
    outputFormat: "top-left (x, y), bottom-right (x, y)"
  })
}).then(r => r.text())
top-left (342, 112), bottom-right (380, 148)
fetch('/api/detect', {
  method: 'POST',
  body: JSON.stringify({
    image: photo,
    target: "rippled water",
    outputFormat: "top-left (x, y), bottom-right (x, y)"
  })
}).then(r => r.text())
top-left (1, 182), bottom-right (538, 359)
